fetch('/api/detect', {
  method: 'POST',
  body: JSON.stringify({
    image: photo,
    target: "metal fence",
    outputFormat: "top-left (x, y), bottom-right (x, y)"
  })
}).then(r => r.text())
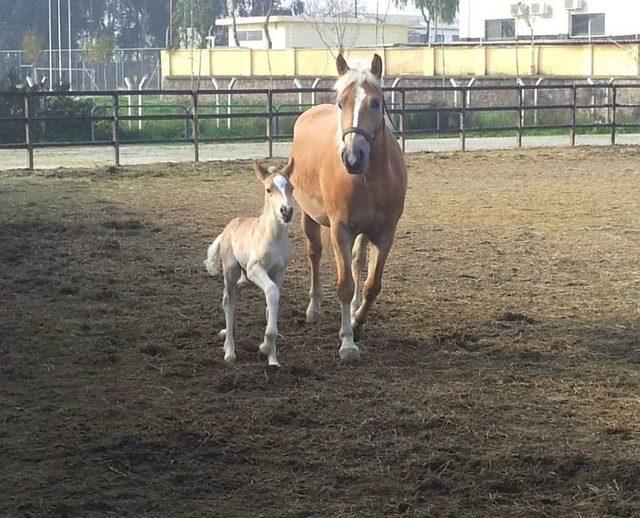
top-left (1, 82), bottom-right (639, 170)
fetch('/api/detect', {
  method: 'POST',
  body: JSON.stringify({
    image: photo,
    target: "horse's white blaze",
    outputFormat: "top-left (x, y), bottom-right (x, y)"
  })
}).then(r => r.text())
top-left (352, 86), bottom-right (367, 128)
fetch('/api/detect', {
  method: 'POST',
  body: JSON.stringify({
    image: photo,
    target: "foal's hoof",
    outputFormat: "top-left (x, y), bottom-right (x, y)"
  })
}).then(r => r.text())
top-left (339, 346), bottom-right (361, 363)
top-left (224, 353), bottom-right (236, 365)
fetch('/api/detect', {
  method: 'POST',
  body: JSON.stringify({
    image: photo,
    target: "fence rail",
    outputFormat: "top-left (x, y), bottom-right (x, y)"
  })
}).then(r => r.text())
top-left (1, 83), bottom-right (639, 169)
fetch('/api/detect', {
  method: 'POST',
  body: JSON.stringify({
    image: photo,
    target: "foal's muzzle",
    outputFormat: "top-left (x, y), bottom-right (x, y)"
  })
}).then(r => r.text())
top-left (280, 206), bottom-right (293, 223)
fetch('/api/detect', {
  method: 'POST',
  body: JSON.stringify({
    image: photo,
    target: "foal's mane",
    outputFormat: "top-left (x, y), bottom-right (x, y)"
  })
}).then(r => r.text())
top-left (333, 64), bottom-right (381, 96)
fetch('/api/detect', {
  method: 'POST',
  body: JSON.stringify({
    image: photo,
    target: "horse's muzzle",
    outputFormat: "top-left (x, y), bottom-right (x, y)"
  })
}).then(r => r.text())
top-left (341, 149), bottom-right (366, 175)
top-left (280, 206), bottom-right (293, 223)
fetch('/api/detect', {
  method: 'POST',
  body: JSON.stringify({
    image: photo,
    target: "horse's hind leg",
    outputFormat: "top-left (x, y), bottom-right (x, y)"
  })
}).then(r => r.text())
top-left (351, 234), bottom-right (369, 330)
top-left (352, 230), bottom-right (394, 340)
top-left (302, 212), bottom-right (323, 324)
top-left (220, 263), bottom-right (241, 364)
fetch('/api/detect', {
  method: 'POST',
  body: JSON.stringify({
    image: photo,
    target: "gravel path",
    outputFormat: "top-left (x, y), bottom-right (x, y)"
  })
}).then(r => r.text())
top-left (1, 133), bottom-right (639, 170)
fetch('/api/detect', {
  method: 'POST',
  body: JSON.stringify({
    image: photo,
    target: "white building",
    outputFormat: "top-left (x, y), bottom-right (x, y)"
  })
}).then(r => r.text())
top-left (214, 15), bottom-right (418, 50)
top-left (409, 20), bottom-right (460, 44)
top-left (459, 0), bottom-right (640, 41)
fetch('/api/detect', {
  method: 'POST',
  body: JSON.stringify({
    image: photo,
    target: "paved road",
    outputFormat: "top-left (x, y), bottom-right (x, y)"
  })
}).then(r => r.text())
top-left (2, 134), bottom-right (639, 170)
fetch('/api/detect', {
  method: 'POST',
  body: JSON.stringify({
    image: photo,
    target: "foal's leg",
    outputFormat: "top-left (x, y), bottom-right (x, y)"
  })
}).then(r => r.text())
top-left (302, 212), bottom-right (323, 324)
top-left (350, 233), bottom-right (369, 326)
top-left (221, 263), bottom-right (242, 364)
top-left (352, 229), bottom-right (395, 339)
top-left (247, 264), bottom-right (281, 367)
top-left (330, 222), bottom-right (359, 362)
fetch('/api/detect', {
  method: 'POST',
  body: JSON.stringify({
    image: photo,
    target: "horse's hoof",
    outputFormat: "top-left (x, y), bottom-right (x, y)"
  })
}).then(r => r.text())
top-left (218, 329), bottom-right (227, 339)
top-left (306, 309), bottom-right (322, 324)
top-left (306, 301), bottom-right (322, 324)
top-left (224, 353), bottom-right (236, 364)
top-left (339, 346), bottom-right (361, 363)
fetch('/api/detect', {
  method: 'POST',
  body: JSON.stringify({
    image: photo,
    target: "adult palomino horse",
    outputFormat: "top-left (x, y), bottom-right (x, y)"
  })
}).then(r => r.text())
top-left (289, 54), bottom-right (407, 362)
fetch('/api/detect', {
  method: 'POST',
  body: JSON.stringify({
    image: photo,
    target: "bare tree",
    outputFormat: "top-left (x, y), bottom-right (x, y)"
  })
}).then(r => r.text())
top-left (304, 0), bottom-right (359, 55)
top-left (263, 0), bottom-right (275, 49)
top-left (228, 0), bottom-right (240, 46)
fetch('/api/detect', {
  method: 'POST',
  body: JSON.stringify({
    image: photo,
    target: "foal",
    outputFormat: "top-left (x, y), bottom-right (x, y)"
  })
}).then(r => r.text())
top-left (204, 161), bottom-right (294, 366)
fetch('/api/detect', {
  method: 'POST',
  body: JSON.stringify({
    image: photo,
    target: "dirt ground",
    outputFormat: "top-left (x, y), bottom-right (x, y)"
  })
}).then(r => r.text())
top-left (1, 147), bottom-right (638, 517)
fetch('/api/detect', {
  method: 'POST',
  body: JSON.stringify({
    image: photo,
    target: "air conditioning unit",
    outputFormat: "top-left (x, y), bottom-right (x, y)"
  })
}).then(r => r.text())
top-left (510, 3), bottom-right (521, 17)
top-left (565, 0), bottom-right (584, 10)
top-left (530, 2), bottom-right (551, 16)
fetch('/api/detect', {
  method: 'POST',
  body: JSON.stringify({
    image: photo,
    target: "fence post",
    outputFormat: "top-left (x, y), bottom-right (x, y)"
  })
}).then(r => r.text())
top-left (517, 86), bottom-right (524, 147)
top-left (112, 93), bottom-right (120, 166)
top-left (24, 92), bottom-right (34, 170)
top-left (399, 88), bottom-right (406, 152)
top-left (192, 90), bottom-right (200, 162)
top-left (570, 85), bottom-right (577, 147)
top-left (267, 90), bottom-right (274, 159)
top-left (459, 87), bottom-right (466, 151)
top-left (610, 86), bottom-right (617, 145)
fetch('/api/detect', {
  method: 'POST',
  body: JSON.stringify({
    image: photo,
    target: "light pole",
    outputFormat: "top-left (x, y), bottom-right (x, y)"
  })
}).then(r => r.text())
top-left (57, 0), bottom-right (63, 86)
top-left (67, 0), bottom-right (72, 89)
top-left (48, 0), bottom-right (53, 90)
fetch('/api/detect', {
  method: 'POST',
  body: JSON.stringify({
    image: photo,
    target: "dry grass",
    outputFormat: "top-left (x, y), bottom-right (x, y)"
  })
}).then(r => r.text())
top-left (1, 147), bottom-right (639, 517)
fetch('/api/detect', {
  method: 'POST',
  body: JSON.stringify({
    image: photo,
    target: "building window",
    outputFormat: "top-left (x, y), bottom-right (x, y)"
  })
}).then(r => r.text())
top-left (571, 13), bottom-right (605, 37)
top-left (237, 30), bottom-right (262, 42)
top-left (485, 19), bottom-right (515, 40)
top-left (434, 34), bottom-right (445, 43)
top-left (452, 35), bottom-right (460, 42)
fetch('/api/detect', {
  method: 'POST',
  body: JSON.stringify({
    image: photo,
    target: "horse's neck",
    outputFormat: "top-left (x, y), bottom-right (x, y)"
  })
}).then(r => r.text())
top-left (259, 201), bottom-right (288, 242)
top-left (370, 125), bottom-right (390, 172)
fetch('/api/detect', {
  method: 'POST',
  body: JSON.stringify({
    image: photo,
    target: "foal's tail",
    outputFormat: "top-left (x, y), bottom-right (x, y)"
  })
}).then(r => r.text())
top-left (204, 234), bottom-right (223, 277)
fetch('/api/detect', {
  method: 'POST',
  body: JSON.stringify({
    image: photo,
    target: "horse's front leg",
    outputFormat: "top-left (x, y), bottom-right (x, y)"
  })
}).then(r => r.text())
top-left (352, 229), bottom-right (395, 340)
top-left (330, 222), bottom-right (359, 362)
top-left (351, 233), bottom-right (369, 325)
top-left (247, 264), bottom-right (281, 367)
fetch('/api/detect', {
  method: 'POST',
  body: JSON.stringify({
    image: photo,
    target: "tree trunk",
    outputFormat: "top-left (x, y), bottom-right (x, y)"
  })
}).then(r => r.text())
top-left (263, 0), bottom-right (274, 50)
top-left (230, 0), bottom-right (240, 47)
top-left (419, 6), bottom-right (431, 45)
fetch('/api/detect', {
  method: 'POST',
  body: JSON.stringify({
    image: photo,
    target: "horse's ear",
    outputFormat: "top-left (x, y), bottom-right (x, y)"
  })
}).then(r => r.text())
top-left (336, 54), bottom-right (350, 76)
top-left (282, 158), bottom-right (294, 179)
top-left (254, 160), bottom-right (270, 181)
top-left (371, 54), bottom-right (383, 79)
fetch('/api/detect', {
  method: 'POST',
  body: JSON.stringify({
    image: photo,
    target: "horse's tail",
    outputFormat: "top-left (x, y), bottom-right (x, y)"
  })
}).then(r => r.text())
top-left (204, 234), bottom-right (223, 277)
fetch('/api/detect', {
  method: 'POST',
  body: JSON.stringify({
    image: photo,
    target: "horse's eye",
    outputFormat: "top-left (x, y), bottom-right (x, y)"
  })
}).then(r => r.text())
top-left (337, 102), bottom-right (343, 110)
top-left (266, 188), bottom-right (271, 193)
top-left (371, 98), bottom-right (381, 109)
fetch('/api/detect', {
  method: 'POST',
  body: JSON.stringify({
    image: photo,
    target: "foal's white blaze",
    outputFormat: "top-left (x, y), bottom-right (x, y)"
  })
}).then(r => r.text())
top-left (273, 174), bottom-right (292, 208)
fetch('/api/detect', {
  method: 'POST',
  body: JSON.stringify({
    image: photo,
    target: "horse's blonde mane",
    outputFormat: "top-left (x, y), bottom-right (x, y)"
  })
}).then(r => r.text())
top-left (333, 62), bottom-right (381, 95)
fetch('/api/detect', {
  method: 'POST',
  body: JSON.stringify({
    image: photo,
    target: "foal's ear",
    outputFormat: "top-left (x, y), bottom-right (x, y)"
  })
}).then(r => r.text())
top-left (254, 160), bottom-right (270, 181)
top-left (371, 54), bottom-right (383, 79)
top-left (281, 158), bottom-right (294, 179)
top-left (336, 54), bottom-right (350, 76)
